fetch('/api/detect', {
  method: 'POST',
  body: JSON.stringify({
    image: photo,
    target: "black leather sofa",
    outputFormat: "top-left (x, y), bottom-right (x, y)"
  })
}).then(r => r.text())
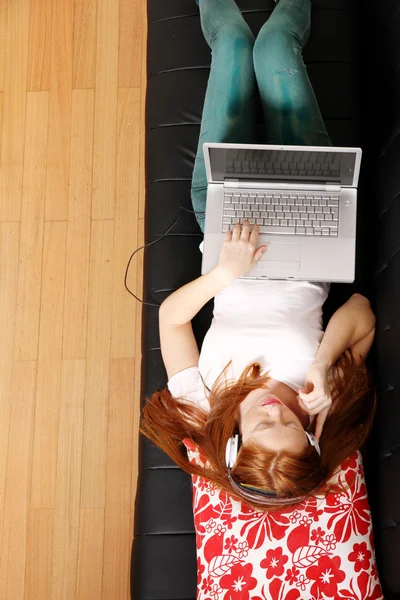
top-left (131, 1), bottom-right (400, 598)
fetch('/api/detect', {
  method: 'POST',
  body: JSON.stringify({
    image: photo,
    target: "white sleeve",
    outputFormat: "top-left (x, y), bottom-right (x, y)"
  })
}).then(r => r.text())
top-left (167, 366), bottom-right (210, 413)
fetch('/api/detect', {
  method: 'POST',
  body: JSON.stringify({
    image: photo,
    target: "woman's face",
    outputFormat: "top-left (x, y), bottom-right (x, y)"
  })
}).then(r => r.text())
top-left (237, 388), bottom-right (309, 454)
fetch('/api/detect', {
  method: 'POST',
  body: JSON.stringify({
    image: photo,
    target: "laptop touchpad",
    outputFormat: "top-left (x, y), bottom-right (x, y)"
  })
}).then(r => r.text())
top-left (256, 242), bottom-right (301, 271)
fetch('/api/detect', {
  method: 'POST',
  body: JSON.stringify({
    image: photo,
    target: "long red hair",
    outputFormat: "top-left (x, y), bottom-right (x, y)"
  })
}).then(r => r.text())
top-left (140, 349), bottom-right (375, 512)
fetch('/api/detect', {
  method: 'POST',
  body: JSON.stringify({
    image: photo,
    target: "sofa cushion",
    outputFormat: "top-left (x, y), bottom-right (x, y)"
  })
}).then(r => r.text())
top-left (183, 439), bottom-right (384, 600)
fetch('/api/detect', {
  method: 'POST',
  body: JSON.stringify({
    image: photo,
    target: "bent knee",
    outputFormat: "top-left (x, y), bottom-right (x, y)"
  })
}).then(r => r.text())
top-left (212, 21), bottom-right (255, 48)
top-left (253, 27), bottom-right (296, 63)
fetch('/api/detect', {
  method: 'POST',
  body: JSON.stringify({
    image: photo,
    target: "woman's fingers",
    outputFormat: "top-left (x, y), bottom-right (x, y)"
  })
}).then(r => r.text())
top-left (298, 397), bottom-right (330, 416)
top-left (240, 220), bottom-right (251, 240)
top-left (302, 397), bottom-right (331, 411)
top-left (224, 229), bottom-right (233, 241)
top-left (298, 397), bottom-right (309, 414)
top-left (306, 399), bottom-right (332, 416)
top-left (297, 392), bottom-right (331, 413)
top-left (301, 394), bottom-right (329, 408)
top-left (231, 223), bottom-right (241, 241)
top-left (249, 222), bottom-right (260, 244)
top-left (315, 406), bottom-right (331, 441)
top-left (229, 220), bottom-right (259, 243)
top-left (298, 389), bottom-right (320, 403)
top-left (253, 245), bottom-right (268, 263)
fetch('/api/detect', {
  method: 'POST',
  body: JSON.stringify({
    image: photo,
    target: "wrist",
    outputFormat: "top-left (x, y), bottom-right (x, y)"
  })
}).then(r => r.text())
top-left (213, 264), bottom-right (238, 288)
top-left (313, 357), bottom-right (332, 371)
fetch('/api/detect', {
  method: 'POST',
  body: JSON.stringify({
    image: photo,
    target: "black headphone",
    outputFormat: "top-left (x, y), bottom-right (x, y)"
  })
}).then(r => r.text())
top-left (225, 432), bottom-right (322, 506)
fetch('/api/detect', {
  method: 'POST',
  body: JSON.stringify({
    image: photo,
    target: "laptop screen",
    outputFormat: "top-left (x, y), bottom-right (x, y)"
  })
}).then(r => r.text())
top-left (208, 147), bottom-right (358, 186)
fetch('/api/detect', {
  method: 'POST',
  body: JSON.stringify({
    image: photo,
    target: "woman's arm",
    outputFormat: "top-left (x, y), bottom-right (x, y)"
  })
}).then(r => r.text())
top-left (314, 293), bottom-right (376, 369)
top-left (299, 294), bottom-right (376, 439)
top-left (159, 266), bottom-right (236, 327)
top-left (160, 221), bottom-right (267, 326)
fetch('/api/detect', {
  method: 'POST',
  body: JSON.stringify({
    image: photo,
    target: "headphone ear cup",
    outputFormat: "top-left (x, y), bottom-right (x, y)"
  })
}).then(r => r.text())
top-left (225, 438), bottom-right (233, 467)
top-left (305, 432), bottom-right (321, 456)
top-left (225, 434), bottom-right (240, 468)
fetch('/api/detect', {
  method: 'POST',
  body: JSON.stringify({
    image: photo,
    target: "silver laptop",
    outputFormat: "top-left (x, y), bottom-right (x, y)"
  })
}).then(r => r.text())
top-left (201, 143), bottom-right (362, 283)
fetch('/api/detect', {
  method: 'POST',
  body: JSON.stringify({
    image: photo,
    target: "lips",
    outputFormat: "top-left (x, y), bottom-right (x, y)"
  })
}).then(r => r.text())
top-left (260, 397), bottom-right (281, 407)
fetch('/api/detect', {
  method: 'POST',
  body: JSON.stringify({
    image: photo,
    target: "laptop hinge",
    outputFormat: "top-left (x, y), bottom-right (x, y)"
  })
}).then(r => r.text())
top-left (223, 180), bottom-right (341, 193)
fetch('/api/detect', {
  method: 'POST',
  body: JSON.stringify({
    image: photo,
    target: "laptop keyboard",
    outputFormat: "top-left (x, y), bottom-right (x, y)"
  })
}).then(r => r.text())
top-left (222, 191), bottom-right (339, 237)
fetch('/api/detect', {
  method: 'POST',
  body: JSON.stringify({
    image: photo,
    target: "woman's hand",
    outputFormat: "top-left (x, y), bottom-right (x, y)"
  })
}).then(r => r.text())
top-left (297, 361), bottom-right (332, 441)
top-left (217, 220), bottom-right (268, 281)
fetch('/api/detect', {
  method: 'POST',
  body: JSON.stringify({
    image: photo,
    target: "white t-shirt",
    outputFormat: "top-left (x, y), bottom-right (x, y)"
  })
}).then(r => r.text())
top-left (167, 243), bottom-right (330, 412)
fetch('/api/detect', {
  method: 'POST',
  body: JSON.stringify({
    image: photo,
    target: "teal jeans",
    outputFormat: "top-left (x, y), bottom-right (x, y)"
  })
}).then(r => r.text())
top-left (191, 0), bottom-right (333, 232)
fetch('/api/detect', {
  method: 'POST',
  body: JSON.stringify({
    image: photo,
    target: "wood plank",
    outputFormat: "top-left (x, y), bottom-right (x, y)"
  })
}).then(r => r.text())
top-left (138, 0), bottom-right (147, 222)
top-left (129, 355), bottom-right (141, 598)
top-left (111, 87), bottom-right (140, 359)
top-left (102, 358), bottom-right (135, 599)
top-left (30, 222), bottom-right (67, 509)
top-left (27, 0), bottom-right (52, 91)
top-left (63, 89), bottom-right (94, 359)
top-left (81, 220), bottom-right (114, 507)
top-left (0, 4), bottom-right (6, 91)
top-left (73, 0), bottom-right (97, 89)
top-left (0, 361), bottom-right (37, 599)
top-left (25, 509), bottom-right (54, 600)
top-left (92, 0), bottom-right (119, 219)
top-left (134, 217), bottom-right (144, 361)
top-left (76, 509), bottom-right (104, 600)
top-left (118, 0), bottom-right (142, 88)
top-left (0, 92), bottom-right (3, 133)
top-left (0, 223), bottom-right (19, 564)
top-left (49, 359), bottom-right (85, 600)
top-left (14, 91), bottom-right (49, 361)
top-left (0, 0), bottom-right (29, 222)
top-left (131, 355), bottom-right (141, 510)
top-left (44, 0), bottom-right (73, 221)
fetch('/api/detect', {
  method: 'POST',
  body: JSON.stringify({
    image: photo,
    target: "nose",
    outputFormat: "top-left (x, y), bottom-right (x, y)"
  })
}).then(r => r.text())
top-left (265, 403), bottom-right (284, 422)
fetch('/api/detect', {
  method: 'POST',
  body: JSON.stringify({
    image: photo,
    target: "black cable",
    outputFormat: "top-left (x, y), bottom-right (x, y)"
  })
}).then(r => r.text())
top-left (123, 206), bottom-right (205, 307)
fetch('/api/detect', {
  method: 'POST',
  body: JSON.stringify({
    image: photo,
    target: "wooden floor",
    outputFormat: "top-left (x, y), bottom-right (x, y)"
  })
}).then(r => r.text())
top-left (0, 1), bottom-right (145, 598)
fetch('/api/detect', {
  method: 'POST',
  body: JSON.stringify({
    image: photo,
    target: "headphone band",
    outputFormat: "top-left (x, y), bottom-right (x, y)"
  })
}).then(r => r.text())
top-left (225, 429), bottom-right (322, 505)
top-left (225, 430), bottom-right (321, 470)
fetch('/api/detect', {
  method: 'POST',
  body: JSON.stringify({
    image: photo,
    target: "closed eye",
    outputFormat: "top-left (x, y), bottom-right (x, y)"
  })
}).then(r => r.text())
top-left (285, 421), bottom-right (301, 431)
top-left (255, 421), bottom-right (301, 432)
top-left (255, 422), bottom-right (272, 431)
